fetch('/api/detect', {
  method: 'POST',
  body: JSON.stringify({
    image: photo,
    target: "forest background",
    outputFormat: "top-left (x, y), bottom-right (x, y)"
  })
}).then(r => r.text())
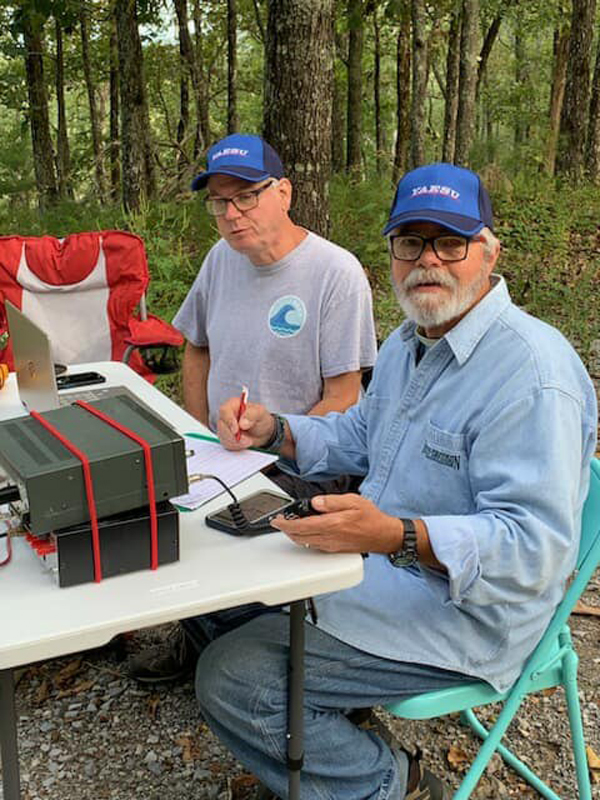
top-left (1, 0), bottom-right (600, 388)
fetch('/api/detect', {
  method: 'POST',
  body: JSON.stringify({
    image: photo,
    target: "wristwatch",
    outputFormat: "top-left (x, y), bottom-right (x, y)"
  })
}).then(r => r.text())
top-left (263, 413), bottom-right (286, 453)
top-left (388, 518), bottom-right (418, 568)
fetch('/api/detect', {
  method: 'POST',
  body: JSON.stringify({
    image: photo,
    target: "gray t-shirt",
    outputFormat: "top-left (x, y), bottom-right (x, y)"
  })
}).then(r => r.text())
top-left (173, 231), bottom-right (377, 431)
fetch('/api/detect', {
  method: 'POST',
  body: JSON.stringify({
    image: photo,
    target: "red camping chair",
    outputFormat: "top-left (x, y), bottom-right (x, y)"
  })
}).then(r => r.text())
top-left (0, 231), bottom-right (183, 382)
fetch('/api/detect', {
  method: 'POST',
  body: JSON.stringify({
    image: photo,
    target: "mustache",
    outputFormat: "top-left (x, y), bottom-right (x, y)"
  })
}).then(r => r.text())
top-left (401, 268), bottom-right (457, 291)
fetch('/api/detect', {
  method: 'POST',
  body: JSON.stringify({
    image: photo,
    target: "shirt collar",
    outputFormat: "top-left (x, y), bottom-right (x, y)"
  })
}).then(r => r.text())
top-left (399, 275), bottom-right (512, 366)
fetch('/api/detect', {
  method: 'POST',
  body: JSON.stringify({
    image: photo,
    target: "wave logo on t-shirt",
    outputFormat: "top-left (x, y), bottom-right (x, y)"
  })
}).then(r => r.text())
top-left (268, 296), bottom-right (306, 338)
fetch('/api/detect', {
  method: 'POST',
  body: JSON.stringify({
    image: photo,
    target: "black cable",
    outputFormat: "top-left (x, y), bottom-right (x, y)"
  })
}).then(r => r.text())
top-left (228, 496), bottom-right (316, 533)
top-left (228, 501), bottom-right (253, 530)
top-left (196, 474), bottom-right (319, 533)
top-left (192, 473), bottom-right (239, 504)
top-left (193, 474), bottom-right (255, 530)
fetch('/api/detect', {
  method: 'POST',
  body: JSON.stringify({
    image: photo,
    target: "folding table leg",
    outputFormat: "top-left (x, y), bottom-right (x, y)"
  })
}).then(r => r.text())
top-left (287, 600), bottom-right (305, 800)
top-left (0, 667), bottom-right (21, 800)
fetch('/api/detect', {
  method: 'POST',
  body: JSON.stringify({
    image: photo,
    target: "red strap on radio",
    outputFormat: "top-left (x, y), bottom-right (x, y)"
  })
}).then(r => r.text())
top-left (30, 410), bottom-right (103, 582)
top-left (75, 400), bottom-right (159, 570)
top-left (0, 532), bottom-right (12, 567)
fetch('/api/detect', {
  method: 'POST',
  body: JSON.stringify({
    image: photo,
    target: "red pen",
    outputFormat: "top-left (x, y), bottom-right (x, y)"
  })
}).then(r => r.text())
top-left (235, 386), bottom-right (248, 441)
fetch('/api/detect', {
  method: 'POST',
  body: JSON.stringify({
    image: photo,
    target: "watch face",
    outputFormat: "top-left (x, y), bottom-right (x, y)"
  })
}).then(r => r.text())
top-left (388, 519), bottom-right (418, 567)
top-left (388, 551), bottom-right (417, 568)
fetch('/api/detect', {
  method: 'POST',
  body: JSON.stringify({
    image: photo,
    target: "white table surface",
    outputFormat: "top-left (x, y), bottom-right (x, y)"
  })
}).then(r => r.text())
top-left (0, 362), bottom-right (363, 669)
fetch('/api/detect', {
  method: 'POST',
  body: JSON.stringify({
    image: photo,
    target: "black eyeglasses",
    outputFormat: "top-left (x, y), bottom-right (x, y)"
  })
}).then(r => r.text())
top-left (204, 180), bottom-right (278, 216)
top-left (388, 233), bottom-right (484, 262)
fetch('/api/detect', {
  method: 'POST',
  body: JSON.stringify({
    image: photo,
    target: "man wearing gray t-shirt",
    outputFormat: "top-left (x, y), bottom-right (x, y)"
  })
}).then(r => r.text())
top-left (129, 133), bottom-right (377, 683)
top-left (173, 132), bottom-right (377, 496)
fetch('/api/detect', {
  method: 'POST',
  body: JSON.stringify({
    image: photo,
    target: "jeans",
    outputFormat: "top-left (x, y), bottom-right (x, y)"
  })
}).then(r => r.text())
top-left (195, 612), bottom-right (473, 799)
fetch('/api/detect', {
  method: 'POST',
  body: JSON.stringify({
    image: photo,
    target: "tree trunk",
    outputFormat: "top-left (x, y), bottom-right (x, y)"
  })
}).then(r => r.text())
top-left (454, 0), bottom-right (479, 166)
top-left (263, 0), bottom-right (334, 235)
top-left (54, 18), bottom-right (72, 199)
top-left (585, 32), bottom-right (600, 181)
top-left (442, 4), bottom-right (461, 163)
top-left (109, 12), bottom-right (120, 201)
top-left (176, 77), bottom-right (190, 172)
top-left (156, 60), bottom-right (174, 143)
top-left (346, 0), bottom-right (363, 174)
top-left (80, 8), bottom-right (106, 200)
top-left (332, 68), bottom-right (345, 173)
top-left (192, 0), bottom-right (211, 155)
top-left (476, 7), bottom-right (511, 100)
top-left (513, 24), bottom-right (527, 155)
top-left (546, 17), bottom-right (570, 175)
top-left (251, 0), bottom-right (266, 43)
top-left (393, 4), bottom-right (411, 183)
top-left (22, 13), bottom-right (58, 209)
top-left (227, 0), bottom-right (239, 134)
top-left (114, 0), bottom-right (156, 212)
top-left (173, 0), bottom-right (190, 179)
top-left (483, 71), bottom-right (495, 161)
top-left (556, 0), bottom-right (597, 180)
top-left (174, 0), bottom-right (197, 153)
top-left (410, 0), bottom-right (428, 168)
top-left (373, 5), bottom-right (383, 174)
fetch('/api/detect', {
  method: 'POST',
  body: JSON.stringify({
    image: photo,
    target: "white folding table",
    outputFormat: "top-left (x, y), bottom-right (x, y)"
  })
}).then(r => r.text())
top-left (0, 361), bottom-right (363, 800)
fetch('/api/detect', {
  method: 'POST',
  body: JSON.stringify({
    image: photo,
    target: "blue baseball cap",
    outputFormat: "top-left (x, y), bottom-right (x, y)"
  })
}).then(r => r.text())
top-left (383, 163), bottom-right (494, 236)
top-left (191, 133), bottom-right (284, 191)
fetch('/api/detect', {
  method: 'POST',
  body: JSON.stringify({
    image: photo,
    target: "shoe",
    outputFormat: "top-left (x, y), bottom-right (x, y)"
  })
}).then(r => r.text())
top-left (128, 624), bottom-right (198, 684)
top-left (345, 707), bottom-right (374, 727)
top-left (402, 746), bottom-right (450, 800)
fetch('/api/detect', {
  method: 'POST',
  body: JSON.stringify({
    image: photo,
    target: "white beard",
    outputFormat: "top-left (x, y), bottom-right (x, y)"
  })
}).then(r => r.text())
top-left (393, 266), bottom-right (489, 329)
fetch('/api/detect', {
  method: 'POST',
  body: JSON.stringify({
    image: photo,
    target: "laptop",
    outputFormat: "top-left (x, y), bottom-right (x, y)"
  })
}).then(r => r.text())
top-left (5, 301), bottom-right (137, 412)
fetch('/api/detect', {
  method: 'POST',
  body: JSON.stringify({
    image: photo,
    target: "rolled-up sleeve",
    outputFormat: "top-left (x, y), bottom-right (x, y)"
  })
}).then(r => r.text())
top-left (422, 387), bottom-right (592, 606)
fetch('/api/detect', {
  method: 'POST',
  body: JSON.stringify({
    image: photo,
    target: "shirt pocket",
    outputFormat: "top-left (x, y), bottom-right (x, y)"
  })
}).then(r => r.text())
top-left (419, 421), bottom-right (473, 514)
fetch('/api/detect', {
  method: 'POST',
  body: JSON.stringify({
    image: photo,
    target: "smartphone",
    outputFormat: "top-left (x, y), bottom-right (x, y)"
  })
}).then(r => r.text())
top-left (56, 371), bottom-right (107, 390)
top-left (205, 490), bottom-right (294, 536)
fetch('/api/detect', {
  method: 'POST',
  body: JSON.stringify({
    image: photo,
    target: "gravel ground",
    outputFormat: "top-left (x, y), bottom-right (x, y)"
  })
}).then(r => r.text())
top-left (2, 568), bottom-right (599, 800)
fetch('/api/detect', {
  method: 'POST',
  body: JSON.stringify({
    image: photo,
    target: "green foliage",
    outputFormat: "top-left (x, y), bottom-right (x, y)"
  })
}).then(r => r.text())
top-left (0, 120), bottom-right (35, 197)
top-left (329, 172), bottom-right (391, 281)
top-left (493, 179), bottom-right (600, 359)
top-left (0, 171), bottom-right (598, 374)
top-left (0, 0), bottom-right (597, 396)
top-left (329, 172), bottom-right (402, 341)
top-left (123, 198), bottom-right (219, 321)
top-left (331, 171), bottom-right (600, 359)
top-left (0, 0), bottom-right (594, 203)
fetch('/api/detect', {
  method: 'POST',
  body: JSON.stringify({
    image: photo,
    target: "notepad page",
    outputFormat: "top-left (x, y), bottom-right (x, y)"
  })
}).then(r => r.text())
top-left (172, 435), bottom-right (279, 510)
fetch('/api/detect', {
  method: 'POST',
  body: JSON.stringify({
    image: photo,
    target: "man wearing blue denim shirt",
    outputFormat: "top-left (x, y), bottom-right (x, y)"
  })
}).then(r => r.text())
top-left (197, 164), bottom-right (597, 800)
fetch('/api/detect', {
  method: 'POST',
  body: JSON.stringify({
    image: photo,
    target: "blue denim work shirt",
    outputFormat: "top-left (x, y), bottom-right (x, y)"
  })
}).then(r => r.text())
top-left (285, 277), bottom-right (597, 692)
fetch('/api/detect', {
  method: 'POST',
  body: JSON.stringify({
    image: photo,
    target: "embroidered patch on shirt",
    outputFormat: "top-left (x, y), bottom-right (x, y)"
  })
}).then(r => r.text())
top-left (422, 442), bottom-right (461, 470)
top-left (268, 295), bottom-right (307, 338)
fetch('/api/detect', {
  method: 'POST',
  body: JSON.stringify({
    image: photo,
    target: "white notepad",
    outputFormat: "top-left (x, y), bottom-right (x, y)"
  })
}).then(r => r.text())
top-left (172, 434), bottom-right (279, 510)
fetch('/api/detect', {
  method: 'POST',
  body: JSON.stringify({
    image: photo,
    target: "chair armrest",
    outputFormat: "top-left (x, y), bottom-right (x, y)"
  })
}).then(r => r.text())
top-left (125, 315), bottom-right (184, 348)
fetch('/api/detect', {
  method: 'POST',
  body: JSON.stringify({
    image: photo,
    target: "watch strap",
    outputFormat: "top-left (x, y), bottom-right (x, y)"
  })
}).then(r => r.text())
top-left (388, 518), bottom-right (418, 568)
top-left (263, 413), bottom-right (286, 453)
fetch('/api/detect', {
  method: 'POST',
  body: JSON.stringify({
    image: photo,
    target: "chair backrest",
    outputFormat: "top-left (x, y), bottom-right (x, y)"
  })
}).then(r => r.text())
top-left (0, 231), bottom-right (149, 372)
top-left (527, 457), bottom-right (600, 673)
top-left (578, 457), bottom-right (600, 568)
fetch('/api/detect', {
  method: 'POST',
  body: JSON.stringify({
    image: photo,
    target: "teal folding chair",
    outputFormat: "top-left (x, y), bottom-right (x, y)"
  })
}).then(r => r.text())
top-left (386, 457), bottom-right (600, 800)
